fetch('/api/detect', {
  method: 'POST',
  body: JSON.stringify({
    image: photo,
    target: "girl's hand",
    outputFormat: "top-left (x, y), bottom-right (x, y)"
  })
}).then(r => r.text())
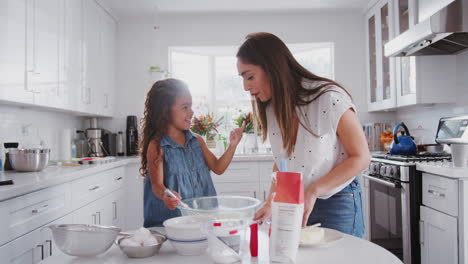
top-left (253, 202), bottom-right (272, 224)
top-left (229, 121), bottom-right (246, 147)
top-left (302, 188), bottom-right (318, 227)
top-left (163, 190), bottom-right (182, 210)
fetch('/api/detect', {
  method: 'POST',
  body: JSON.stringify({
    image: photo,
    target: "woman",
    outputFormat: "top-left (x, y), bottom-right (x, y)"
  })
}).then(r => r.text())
top-left (236, 32), bottom-right (370, 237)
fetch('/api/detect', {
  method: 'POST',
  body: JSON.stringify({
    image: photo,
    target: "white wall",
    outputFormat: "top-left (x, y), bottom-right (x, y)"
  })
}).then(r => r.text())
top-left (0, 104), bottom-right (83, 160)
top-left (395, 51), bottom-right (468, 141)
top-left (111, 11), bottom-right (395, 132)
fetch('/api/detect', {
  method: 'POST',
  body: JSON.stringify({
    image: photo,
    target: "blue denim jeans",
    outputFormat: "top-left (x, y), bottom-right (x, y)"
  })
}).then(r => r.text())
top-left (306, 178), bottom-right (365, 238)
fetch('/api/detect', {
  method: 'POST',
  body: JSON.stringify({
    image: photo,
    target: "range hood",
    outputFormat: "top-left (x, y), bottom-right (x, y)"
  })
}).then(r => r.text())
top-left (385, 0), bottom-right (468, 57)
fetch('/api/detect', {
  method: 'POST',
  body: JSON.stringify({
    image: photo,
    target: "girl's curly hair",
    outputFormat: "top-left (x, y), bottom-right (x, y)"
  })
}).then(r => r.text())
top-left (139, 78), bottom-right (190, 176)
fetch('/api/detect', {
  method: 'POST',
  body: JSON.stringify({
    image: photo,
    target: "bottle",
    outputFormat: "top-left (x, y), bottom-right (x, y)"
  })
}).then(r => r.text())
top-left (117, 131), bottom-right (124, 156)
top-left (71, 141), bottom-right (77, 159)
top-left (126, 116), bottom-right (139, 156)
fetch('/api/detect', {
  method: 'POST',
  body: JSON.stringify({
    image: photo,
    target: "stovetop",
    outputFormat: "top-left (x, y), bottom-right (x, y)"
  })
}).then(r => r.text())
top-left (372, 152), bottom-right (452, 162)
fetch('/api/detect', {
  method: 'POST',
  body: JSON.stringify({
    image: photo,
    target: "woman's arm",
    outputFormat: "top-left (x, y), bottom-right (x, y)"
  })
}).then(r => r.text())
top-left (301, 108), bottom-right (371, 226)
top-left (147, 141), bottom-right (181, 210)
top-left (253, 163), bottom-right (278, 223)
top-left (197, 124), bottom-right (245, 175)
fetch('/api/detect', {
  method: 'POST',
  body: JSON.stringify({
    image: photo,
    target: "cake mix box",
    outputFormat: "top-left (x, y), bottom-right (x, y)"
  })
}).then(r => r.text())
top-left (269, 171), bottom-right (304, 263)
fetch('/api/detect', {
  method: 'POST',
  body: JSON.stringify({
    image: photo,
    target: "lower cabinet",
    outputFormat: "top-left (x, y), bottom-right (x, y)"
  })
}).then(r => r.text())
top-left (0, 213), bottom-right (72, 264)
top-left (212, 160), bottom-right (274, 202)
top-left (420, 205), bottom-right (458, 264)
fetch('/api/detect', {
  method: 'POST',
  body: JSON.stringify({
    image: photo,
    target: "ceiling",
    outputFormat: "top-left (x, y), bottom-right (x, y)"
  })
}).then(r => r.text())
top-left (98, 0), bottom-right (373, 19)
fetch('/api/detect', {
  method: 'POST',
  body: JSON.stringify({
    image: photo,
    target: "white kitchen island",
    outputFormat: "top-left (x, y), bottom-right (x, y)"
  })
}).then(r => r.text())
top-left (40, 226), bottom-right (402, 264)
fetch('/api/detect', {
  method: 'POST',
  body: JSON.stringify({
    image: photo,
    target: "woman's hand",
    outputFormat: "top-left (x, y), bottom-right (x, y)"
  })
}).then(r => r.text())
top-left (229, 121), bottom-right (246, 147)
top-left (162, 190), bottom-right (182, 210)
top-left (302, 187), bottom-right (319, 227)
top-left (253, 202), bottom-right (272, 224)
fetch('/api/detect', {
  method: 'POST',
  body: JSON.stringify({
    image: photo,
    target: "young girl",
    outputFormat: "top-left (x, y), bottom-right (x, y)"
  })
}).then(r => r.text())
top-left (140, 78), bottom-right (245, 227)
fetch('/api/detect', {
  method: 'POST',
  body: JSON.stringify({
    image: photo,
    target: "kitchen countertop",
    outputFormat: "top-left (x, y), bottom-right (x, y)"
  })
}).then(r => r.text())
top-left (40, 226), bottom-right (402, 264)
top-left (0, 154), bottom-right (272, 202)
top-left (0, 157), bottom-right (140, 202)
top-left (417, 162), bottom-right (468, 179)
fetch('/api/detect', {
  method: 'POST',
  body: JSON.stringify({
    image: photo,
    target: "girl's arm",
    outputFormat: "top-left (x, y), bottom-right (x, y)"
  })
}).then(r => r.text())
top-left (197, 124), bottom-right (245, 175)
top-left (302, 109), bottom-right (371, 226)
top-left (147, 140), bottom-right (181, 210)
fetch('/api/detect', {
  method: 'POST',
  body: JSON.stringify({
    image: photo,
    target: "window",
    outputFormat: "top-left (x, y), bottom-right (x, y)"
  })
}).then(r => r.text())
top-left (169, 43), bottom-right (334, 134)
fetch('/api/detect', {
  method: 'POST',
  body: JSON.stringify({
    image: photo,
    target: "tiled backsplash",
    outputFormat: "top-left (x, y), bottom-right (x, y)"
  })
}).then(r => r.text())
top-left (0, 104), bottom-right (84, 160)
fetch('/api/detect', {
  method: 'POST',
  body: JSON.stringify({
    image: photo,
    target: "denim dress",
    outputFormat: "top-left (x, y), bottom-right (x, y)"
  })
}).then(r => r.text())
top-left (143, 130), bottom-right (217, 227)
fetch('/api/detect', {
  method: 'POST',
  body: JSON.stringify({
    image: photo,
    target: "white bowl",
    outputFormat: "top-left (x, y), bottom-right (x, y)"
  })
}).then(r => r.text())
top-left (163, 215), bottom-right (211, 256)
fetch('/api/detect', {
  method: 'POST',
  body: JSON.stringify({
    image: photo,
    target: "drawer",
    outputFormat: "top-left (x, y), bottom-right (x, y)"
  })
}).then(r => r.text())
top-left (72, 171), bottom-right (112, 209)
top-left (211, 162), bottom-right (259, 183)
top-left (0, 183), bottom-right (72, 246)
top-left (422, 173), bottom-right (458, 216)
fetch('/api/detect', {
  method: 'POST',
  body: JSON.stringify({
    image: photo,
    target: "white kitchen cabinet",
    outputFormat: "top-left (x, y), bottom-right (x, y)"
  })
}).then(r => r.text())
top-left (25, 0), bottom-right (61, 108)
top-left (98, 8), bottom-right (116, 117)
top-left (0, 227), bottom-right (42, 264)
top-left (420, 205), bottom-right (458, 264)
top-left (365, 0), bottom-right (397, 112)
top-left (211, 160), bottom-right (274, 202)
top-left (59, 0), bottom-right (83, 112)
top-left (0, 0), bottom-right (34, 104)
top-left (103, 190), bottom-right (126, 229)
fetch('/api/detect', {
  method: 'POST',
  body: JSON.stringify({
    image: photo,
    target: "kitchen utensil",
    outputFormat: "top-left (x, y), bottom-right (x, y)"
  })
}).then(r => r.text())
top-left (48, 224), bottom-right (121, 257)
top-left (116, 233), bottom-right (166, 258)
top-left (163, 215), bottom-right (211, 256)
top-left (250, 222), bottom-right (258, 257)
top-left (417, 144), bottom-right (444, 153)
top-left (0, 179), bottom-right (14, 186)
top-left (177, 195), bottom-right (261, 221)
top-left (9, 148), bottom-right (50, 172)
top-left (3, 142), bottom-right (19, 171)
top-left (164, 189), bottom-right (189, 208)
top-left (390, 122), bottom-right (417, 155)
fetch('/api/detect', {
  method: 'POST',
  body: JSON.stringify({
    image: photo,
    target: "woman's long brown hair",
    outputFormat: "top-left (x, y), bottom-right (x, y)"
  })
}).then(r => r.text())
top-left (139, 79), bottom-right (190, 176)
top-left (236, 32), bottom-right (351, 157)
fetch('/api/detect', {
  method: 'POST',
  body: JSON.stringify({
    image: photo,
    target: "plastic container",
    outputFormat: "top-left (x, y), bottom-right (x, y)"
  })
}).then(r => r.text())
top-left (204, 218), bottom-right (250, 264)
top-left (178, 196), bottom-right (261, 221)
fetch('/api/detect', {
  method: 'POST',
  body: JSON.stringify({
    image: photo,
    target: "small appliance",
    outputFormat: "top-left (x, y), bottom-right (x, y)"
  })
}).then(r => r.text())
top-left (86, 118), bottom-right (105, 157)
top-left (126, 116), bottom-right (139, 156)
top-left (435, 115), bottom-right (468, 167)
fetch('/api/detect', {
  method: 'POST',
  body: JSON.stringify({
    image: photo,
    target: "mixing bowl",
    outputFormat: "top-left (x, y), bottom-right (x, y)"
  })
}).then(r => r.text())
top-left (163, 215), bottom-right (211, 256)
top-left (178, 195), bottom-right (261, 220)
top-left (9, 148), bottom-right (50, 172)
top-left (48, 224), bottom-right (121, 257)
top-left (116, 233), bottom-right (166, 258)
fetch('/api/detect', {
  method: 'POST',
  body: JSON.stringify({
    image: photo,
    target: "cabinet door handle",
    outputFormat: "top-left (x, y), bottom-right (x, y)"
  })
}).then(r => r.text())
top-left (115, 177), bottom-right (123, 181)
top-left (253, 191), bottom-right (256, 198)
top-left (428, 189), bottom-right (445, 198)
top-left (419, 220), bottom-right (424, 246)
top-left (97, 211), bottom-right (101, 225)
top-left (37, 244), bottom-right (44, 260)
top-left (46, 239), bottom-right (52, 256)
top-left (92, 214), bottom-right (97, 224)
top-left (263, 191), bottom-right (266, 201)
top-left (113, 201), bottom-right (117, 220)
top-left (32, 204), bottom-right (48, 214)
top-left (89, 186), bottom-right (100, 191)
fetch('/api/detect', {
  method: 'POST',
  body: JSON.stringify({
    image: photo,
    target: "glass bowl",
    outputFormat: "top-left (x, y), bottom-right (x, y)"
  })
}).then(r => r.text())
top-left (178, 195), bottom-right (261, 220)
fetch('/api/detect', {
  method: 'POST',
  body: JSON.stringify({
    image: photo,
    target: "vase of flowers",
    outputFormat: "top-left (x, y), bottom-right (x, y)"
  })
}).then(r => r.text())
top-left (191, 113), bottom-right (224, 148)
top-left (234, 112), bottom-right (258, 154)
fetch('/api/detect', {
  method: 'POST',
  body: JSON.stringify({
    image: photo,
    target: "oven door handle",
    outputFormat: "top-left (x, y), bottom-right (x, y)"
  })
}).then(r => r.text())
top-left (362, 173), bottom-right (401, 189)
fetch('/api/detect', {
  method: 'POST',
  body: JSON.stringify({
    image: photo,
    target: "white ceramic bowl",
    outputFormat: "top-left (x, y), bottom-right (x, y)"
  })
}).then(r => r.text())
top-left (163, 215), bottom-right (211, 256)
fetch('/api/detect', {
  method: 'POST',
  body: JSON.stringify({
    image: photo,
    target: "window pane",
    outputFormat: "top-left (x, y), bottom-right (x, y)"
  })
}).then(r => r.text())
top-left (294, 46), bottom-right (334, 79)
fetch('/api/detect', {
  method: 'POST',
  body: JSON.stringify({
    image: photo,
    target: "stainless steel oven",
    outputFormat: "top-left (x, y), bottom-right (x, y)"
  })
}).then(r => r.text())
top-left (363, 153), bottom-right (451, 264)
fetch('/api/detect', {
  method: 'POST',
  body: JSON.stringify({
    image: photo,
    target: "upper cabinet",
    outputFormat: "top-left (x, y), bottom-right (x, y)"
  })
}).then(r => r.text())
top-left (0, 0), bottom-right (116, 117)
top-left (365, 0), bottom-right (397, 112)
top-left (0, 0), bottom-right (34, 104)
top-left (365, 0), bottom-right (457, 112)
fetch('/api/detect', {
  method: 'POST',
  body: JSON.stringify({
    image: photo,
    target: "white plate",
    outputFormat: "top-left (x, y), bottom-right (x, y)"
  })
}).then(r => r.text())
top-left (299, 227), bottom-right (343, 248)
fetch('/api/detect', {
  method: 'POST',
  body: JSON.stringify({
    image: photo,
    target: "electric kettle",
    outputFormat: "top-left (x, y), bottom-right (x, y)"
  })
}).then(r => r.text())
top-left (389, 122), bottom-right (417, 155)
